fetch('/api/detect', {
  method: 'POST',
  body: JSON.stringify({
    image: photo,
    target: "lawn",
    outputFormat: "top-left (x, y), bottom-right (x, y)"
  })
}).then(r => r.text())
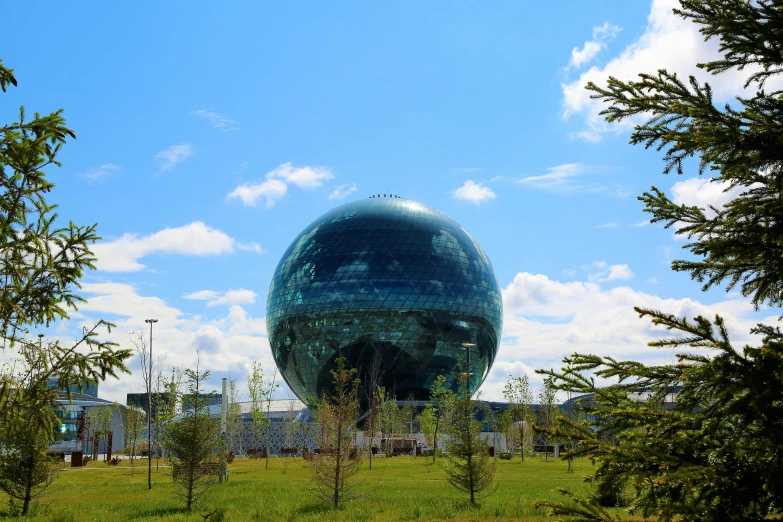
top-left (2, 456), bottom-right (623, 521)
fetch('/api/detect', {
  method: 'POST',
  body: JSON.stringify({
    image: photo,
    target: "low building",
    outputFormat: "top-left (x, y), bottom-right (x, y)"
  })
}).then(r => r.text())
top-left (48, 394), bottom-right (129, 457)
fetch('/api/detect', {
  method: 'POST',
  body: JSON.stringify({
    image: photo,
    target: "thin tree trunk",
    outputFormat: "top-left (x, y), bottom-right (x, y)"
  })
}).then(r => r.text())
top-left (186, 466), bottom-right (194, 511)
top-left (369, 424), bottom-right (374, 470)
top-left (265, 429), bottom-right (270, 470)
top-left (334, 417), bottom-right (342, 507)
top-left (22, 462), bottom-right (33, 515)
top-left (519, 422), bottom-right (525, 462)
top-left (432, 416), bottom-right (439, 464)
top-left (466, 412), bottom-right (475, 504)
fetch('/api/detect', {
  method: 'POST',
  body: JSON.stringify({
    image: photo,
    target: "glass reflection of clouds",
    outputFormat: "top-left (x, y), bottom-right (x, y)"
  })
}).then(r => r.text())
top-left (266, 196), bottom-right (503, 407)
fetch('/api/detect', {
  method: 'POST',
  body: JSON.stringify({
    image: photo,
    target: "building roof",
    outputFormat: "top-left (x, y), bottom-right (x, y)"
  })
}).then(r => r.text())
top-left (54, 393), bottom-right (116, 407)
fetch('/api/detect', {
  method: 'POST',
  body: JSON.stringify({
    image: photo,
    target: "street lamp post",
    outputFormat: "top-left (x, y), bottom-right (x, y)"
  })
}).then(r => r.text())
top-left (144, 318), bottom-right (158, 490)
top-left (461, 342), bottom-right (477, 401)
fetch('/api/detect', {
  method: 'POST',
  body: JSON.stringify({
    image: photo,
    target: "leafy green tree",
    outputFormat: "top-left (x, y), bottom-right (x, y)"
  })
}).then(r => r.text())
top-left (536, 377), bottom-right (559, 461)
top-left (535, 2), bottom-right (783, 520)
top-left (262, 370), bottom-right (279, 468)
top-left (89, 405), bottom-right (114, 462)
top-left (502, 375), bottom-right (534, 461)
top-left (363, 385), bottom-right (381, 468)
top-left (419, 403), bottom-right (436, 456)
top-left (247, 363), bottom-right (277, 466)
top-left (311, 358), bottom-right (362, 507)
top-left (226, 378), bottom-right (243, 455)
top-left (160, 368), bottom-right (182, 463)
top-left (442, 363), bottom-right (495, 504)
top-left (167, 365), bottom-right (223, 512)
top-left (0, 57), bottom-right (131, 463)
top-left (402, 393), bottom-right (418, 443)
top-left (429, 374), bottom-right (455, 463)
top-left (378, 388), bottom-right (402, 456)
top-left (120, 406), bottom-right (145, 472)
top-left (490, 408), bottom-right (511, 458)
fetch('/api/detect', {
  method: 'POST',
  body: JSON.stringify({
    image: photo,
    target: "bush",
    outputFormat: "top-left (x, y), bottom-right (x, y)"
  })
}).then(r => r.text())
top-left (498, 452), bottom-right (513, 460)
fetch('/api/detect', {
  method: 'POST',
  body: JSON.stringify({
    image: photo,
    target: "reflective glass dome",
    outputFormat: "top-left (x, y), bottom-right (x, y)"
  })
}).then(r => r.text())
top-left (266, 196), bottom-right (503, 407)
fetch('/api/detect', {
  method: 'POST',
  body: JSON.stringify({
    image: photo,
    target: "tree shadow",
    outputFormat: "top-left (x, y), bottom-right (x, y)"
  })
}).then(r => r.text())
top-left (295, 502), bottom-right (334, 517)
top-left (132, 505), bottom-right (189, 519)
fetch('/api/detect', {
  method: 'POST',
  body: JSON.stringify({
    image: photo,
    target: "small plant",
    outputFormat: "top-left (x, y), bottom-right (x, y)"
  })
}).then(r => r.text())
top-left (498, 452), bottom-right (513, 460)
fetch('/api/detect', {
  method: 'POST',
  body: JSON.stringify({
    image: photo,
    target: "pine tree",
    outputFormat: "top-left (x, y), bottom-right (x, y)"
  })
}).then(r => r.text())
top-left (167, 365), bottom-right (223, 512)
top-left (0, 57), bottom-right (131, 452)
top-left (311, 358), bottom-right (362, 507)
top-left (442, 363), bottom-right (495, 504)
top-left (586, 0), bottom-right (783, 311)
top-left (0, 419), bottom-right (59, 516)
top-left (535, 2), bottom-right (783, 520)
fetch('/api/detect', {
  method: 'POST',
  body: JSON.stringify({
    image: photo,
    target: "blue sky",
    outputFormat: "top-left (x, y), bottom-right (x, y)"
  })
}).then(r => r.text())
top-left (3, 0), bottom-right (777, 402)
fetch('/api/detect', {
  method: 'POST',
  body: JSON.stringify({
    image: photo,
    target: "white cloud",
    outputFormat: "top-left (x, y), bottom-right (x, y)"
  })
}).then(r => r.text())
top-left (329, 183), bottom-right (358, 201)
top-left (91, 221), bottom-right (262, 272)
top-left (183, 288), bottom-right (257, 307)
top-left (228, 179), bottom-right (288, 208)
top-left (517, 163), bottom-right (629, 197)
top-left (568, 22), bottom-right (622, 69)
top-left (476, 271), bottom-right (777, 400)
top-left (182, 290), bottom-right (218, 301)
top-left (597, 222), bottom-right (619, 228)
top-left (631, 220), bottom-right (650, 228)
top-left (517, 163), bottom-right (585, 190)
top-left (155, 144), bottom-right (193, 172)
top-left (560, 0), bottom-right (780, 142)
top-left (666, 178), bottom-right (757, 238)
top-left (77, 163), bottom-right (121, 181)
top-left (671, 177), bottom-right (747, 213)
top-left (228, 163), bottom-right (334, 207)
top-left (267, 162), bottom-right (334, 189)
top-left (588, 261), bottom-right (635, 283)
top-left (22, 271), bottom-right (777, 405)
top-left (191, 108), bottom-right (240, 131)
top-left (236, 242), bottom-right (265, 254)
top-left (56, 283), bottom-right (277, 403)
top-left (452, 180), bottom-right (497, 204)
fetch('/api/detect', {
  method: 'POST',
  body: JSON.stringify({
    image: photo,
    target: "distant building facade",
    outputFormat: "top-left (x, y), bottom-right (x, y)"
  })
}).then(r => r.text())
top-left (181, 393), bottom-right (222, 413)
top-left (126, 392), bottom-right (172, 418)
top-left (47, 377), bottom-right (98, 397)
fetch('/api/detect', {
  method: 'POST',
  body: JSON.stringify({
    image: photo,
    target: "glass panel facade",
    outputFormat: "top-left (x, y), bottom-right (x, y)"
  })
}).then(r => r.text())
top-left (267, 197), bottom-right (503, 407)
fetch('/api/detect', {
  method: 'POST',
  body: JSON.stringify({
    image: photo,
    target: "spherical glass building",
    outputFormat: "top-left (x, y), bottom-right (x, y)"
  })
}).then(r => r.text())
top-left (266, 196), bottom-right (502, 407)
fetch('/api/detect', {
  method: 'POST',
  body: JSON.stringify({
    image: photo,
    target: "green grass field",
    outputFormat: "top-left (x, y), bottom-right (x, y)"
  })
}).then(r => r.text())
top-left (2, 456), bottom-right (625, 521)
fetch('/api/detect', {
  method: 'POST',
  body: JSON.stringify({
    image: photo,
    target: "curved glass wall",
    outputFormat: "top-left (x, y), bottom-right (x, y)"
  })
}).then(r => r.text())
top-left (266, 197), bottom-right (503, 407)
